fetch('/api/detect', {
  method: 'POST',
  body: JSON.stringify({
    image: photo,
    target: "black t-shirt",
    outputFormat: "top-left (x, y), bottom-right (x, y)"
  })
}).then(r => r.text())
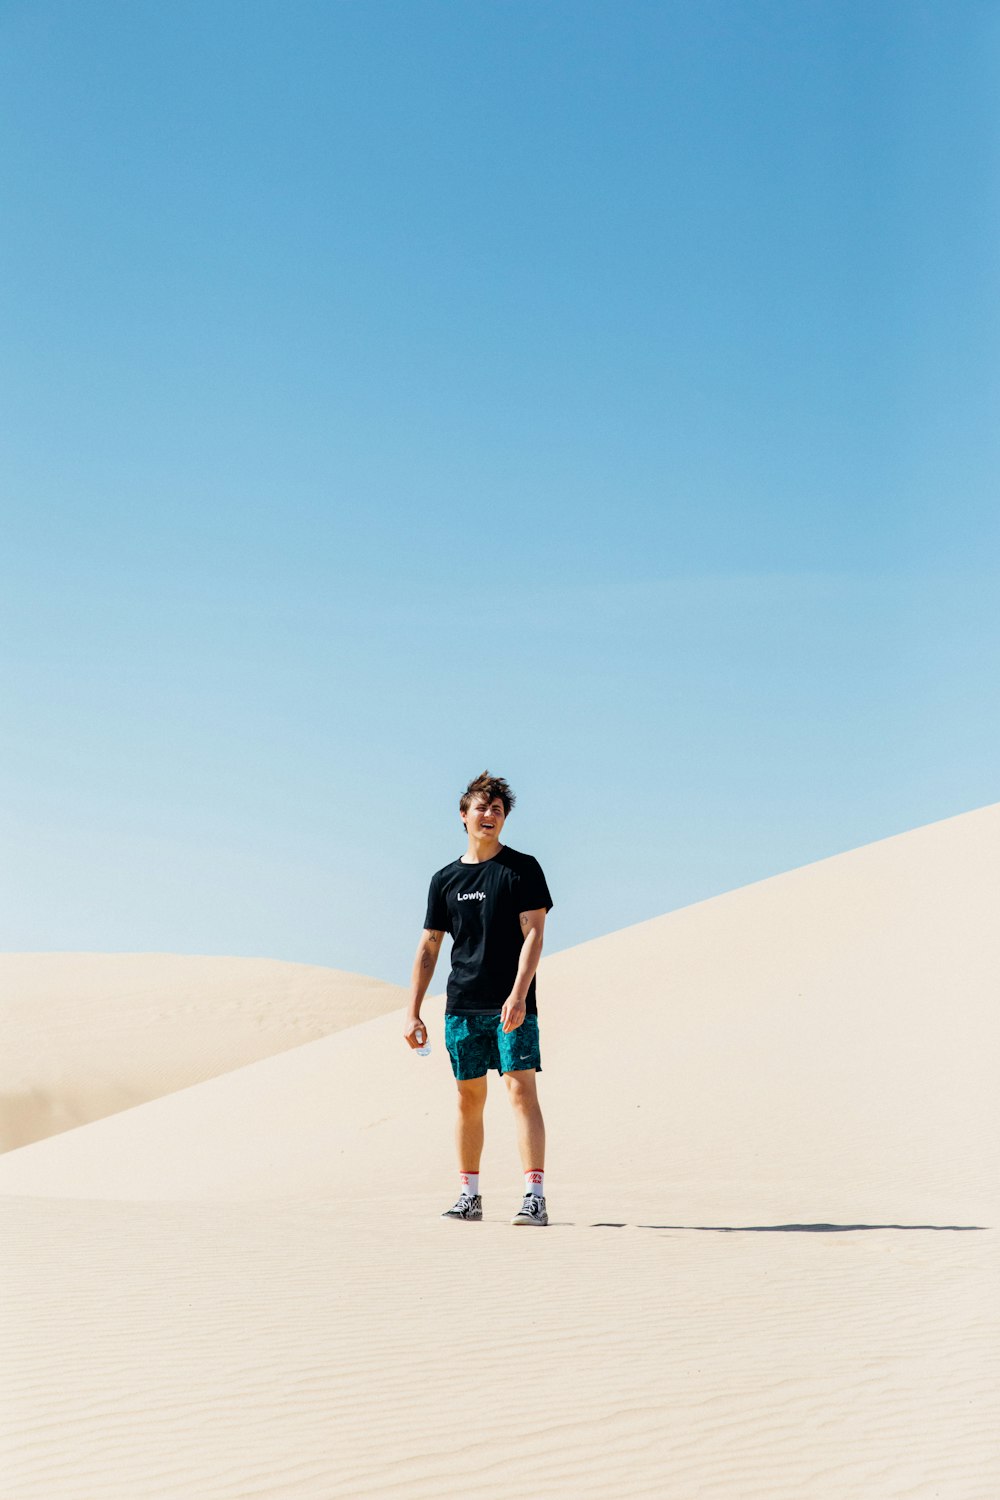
top-left (424, 846), bottom-right (553, 1015)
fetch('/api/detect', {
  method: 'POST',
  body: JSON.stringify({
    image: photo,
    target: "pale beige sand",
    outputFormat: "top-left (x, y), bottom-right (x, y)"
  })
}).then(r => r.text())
top-left (2, 804), bottom-right (998, 1498)
top-left (0, 954), bottom-right (406, 1151)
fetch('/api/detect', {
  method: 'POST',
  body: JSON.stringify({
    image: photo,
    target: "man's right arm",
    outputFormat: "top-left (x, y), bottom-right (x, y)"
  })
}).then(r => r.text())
top-left (404, 929), bottom-right (444, 1047)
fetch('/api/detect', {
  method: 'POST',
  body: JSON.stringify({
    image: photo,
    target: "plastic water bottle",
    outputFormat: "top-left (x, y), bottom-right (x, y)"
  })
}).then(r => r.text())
top-left (414, 1025), bottom-right (432, 1058)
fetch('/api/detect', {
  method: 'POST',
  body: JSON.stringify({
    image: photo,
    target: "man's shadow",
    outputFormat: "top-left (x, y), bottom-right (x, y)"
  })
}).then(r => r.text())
top-left (585, 1220), bottom-right (987, 1232)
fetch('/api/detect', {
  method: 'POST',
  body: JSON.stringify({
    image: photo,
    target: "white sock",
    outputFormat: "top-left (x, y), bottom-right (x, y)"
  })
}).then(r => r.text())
top-left (525, 1170), bottom-right (544, 1198)
top-left (460, 1171), bottom-right (480, 1198)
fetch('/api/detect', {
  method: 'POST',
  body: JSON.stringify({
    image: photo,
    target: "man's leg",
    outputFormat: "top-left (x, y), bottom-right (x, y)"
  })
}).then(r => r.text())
top-left (503, 1069), bottom-right (545, 1173)
top-left (455, 1075), bottom-right (488, 1174)
top-left (441, 1075), bottom-right (488, 1220)
top-left (443, 1015), bottom-right (494, 1220)
top-left (505, 1069), bottom-right (547, 1224)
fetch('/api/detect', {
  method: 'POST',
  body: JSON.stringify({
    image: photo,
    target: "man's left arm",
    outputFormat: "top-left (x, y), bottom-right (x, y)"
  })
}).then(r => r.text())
top-left (500, 909), bottom-right (547, 1033)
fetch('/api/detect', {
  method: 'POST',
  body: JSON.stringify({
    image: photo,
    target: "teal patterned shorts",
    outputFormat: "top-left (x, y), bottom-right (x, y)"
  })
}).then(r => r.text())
top-left (444, 1013), bottom-right (542, 1080)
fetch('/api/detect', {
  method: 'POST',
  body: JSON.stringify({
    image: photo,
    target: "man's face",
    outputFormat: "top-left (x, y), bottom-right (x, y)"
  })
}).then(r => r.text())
top-left (464, 794), bottom-right (506, 840)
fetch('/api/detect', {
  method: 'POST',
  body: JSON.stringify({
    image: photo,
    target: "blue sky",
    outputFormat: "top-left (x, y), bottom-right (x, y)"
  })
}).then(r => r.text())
top-left (2, 2), bottom-right (998, 984)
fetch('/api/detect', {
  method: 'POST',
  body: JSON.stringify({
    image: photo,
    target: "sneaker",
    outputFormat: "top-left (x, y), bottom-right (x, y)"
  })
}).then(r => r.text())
top-left (441, 1193), bottom-right (483, 1221)
top-left (511, 1194), bottom-right (548, 1226)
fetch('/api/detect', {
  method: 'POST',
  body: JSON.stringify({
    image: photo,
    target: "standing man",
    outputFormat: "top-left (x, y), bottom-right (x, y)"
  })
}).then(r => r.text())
top-left (405, 771), bottom-right (553, 1226)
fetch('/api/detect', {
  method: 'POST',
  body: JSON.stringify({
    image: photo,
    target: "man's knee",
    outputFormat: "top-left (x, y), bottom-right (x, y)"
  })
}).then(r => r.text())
top-left (456, 1077), bottom-right (488, 1111)
top-left (503, 1069), bottom-right (539, 1108)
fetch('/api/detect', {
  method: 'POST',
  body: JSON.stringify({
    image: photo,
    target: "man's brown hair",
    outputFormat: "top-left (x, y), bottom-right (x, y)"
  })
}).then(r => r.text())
top-left (460, 770), bottom-right (516, 820)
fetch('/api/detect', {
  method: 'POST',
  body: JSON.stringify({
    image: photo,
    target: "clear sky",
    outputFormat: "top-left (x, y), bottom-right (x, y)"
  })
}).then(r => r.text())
top-left (2, 1), bottom-right (998, 985)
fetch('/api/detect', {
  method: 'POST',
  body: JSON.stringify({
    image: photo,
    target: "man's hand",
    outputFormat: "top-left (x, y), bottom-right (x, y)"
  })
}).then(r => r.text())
top-left (404, 1017), bottom-right (428, 1049)
top-left (500, 995), bottom-right (526, 1033)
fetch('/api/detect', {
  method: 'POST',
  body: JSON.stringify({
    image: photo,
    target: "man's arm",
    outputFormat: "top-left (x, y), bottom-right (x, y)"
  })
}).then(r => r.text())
top-left (500, 908), bottom-right (547, 1033)
top-left (404, 929), bottom-right (444, 1047)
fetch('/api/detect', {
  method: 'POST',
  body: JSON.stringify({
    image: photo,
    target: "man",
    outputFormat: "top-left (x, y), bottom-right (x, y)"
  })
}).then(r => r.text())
top-left (405, 771), bottom-right (553, 1226)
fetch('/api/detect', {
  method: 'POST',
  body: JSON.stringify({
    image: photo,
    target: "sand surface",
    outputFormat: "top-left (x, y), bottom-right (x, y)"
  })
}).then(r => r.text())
top-left (2, 804), bottom-right (998, 1498)
top-left (0, 954), bottom-right (406, 1150)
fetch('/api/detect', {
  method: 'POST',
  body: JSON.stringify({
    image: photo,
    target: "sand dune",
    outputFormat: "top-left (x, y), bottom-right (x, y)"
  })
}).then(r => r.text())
top-left (0, 953), bottom-right (407, 1151)
top-left (2, 804), bottom-right (997, 1498)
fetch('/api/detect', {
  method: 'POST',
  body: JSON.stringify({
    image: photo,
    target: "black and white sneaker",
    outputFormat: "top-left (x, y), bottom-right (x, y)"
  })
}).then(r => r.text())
top-left (511, 1194), bottom-right (548, 1226)
top-left (442, 1193), bottom-right (483, 1221)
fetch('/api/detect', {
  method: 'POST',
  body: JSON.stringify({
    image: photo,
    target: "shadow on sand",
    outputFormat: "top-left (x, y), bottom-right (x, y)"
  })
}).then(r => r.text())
top-left (587, 1221), bottom-right (987, 1232)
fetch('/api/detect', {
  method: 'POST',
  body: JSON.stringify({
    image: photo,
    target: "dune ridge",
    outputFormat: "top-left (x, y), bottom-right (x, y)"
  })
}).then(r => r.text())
top-left (0, 953), bottom-right (407, 1151)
